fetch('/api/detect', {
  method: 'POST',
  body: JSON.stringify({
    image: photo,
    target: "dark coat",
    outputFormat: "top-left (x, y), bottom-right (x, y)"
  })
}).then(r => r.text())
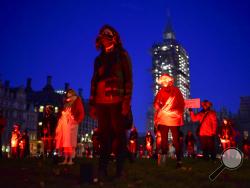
top-left (90, 48), bottom-right (133, 105)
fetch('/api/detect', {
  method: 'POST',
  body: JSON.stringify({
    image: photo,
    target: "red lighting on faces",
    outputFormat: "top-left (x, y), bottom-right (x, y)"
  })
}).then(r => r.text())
top-left (223, 119), bottom-right (228, 125)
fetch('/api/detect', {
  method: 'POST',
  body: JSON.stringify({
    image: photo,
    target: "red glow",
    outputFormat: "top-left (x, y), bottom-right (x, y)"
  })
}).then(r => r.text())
top-left (220, 139), bottom-right (230, 143)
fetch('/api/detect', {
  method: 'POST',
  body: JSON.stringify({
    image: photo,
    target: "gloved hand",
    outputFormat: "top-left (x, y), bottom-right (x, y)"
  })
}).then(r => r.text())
top-left (89, 105), bottom-right (97, 120)
top-left (122, 101), bottom-right (130, 116)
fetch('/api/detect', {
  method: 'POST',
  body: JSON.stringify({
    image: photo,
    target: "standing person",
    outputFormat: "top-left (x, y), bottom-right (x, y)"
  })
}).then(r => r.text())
top-left (218, 118), bottom-right (236, 151)
top-left (185, 130), bottom-right (196, 157)
top-left (155, 129), bottom-right (162, 164)
top-left (189, 100), bottom-right (218, 160)
top-left (0, 110), bottom-right (6, 159)
top-left (154, 74), bottom-right (185, 168)
top-left (19, 129), bottom-right (30, 158)
top-left (11, 123), bottom-right (21, 158)
top-left (89, 24), bottom-right (133, 179)
top-left (92, 128), bottom-right (100, 158)
top-left (55, 89), bottom-right (85, 165)
top-left (42, 105), bottom-right (57, 156)
top-left (242, 131), bottom-right (250, 159)
top-left (128, 127), bottom-right (138, 162)
top-left (145, 131), bottom-right (154, 158)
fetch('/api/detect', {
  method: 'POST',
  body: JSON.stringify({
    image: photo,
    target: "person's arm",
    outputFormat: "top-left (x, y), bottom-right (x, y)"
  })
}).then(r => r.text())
top-left (90, 57), bottom-right (99, 106)
top-left (153, 89), bottom-right (162, 111)
top-left (189, 111), bottom-right (202, 122)
top-left (121, 51), bottom-right (133, 115)
top-left (211, 111), bottom-right (218, 136)
top-left (175, 87), bottom-right (185, 114)
top-left (74, 97), bottom-right (85, 123)
top-left (89, 57), bottom-right (99, 119)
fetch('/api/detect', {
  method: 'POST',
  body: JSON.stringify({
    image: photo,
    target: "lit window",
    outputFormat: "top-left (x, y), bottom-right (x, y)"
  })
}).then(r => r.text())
top-left (39, 106), bottom-right (44, 113)
top-left (162, 46), bottom-right (168, 51)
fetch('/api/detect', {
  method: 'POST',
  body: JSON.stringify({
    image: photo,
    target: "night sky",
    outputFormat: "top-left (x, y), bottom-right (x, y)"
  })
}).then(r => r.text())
top-left (1, 0), bottom-right (250, 133)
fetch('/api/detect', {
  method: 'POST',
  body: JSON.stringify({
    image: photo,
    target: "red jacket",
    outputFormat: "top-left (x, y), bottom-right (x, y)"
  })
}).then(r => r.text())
top-left (71, 97), bottom-right (85, 124)
top-left (154, 86), bottom-right (185, 126)
top-left (190, 110), bottom-right (217, 136)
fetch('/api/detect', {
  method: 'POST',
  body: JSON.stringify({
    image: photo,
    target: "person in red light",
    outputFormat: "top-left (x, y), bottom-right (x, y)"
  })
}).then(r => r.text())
top-left (92, 128), bottom-right (100, 158)
top-left (189, 100), bottom-right (218, 160)
top-left (242, 131), bottom-right (250, 159)
top-left (145, 131), bottom-right (154, 158)
top-left (139, 144), bottom-right (144, 159)
top-left (55, 89), bottom-right (85, 165)
top-left (154, 73), bottom-right (185, 168)
top-left (11, 123), bottom-right (21, 158)
top-left (185, 130), bottom-right (196, 158)
top-left (89, 24), bottom-right (133, 180)
top-left (155, 130), bottom-right (162, 154)
top-left (42, 105), bottom-right (57, 157)
top-left (128, 126), bottom-right (138, 162)
top-left (19, 129), bottom-right (30, 158)
top-left (218, 118), bottom-right (236, 151)
top-left (155, 130), bottom-right (162, 165)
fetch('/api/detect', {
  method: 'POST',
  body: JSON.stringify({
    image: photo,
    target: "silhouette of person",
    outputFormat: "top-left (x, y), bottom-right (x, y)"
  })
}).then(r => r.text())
top-left (185, 130), bottom-right (196, 157)
top-left (19, 129), bottom-right (30, 158)
top-left (42, 105), bottom-right (57, 156)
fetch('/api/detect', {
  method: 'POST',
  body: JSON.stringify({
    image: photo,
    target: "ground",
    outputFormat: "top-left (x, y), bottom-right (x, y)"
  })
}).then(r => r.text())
top-left (0, 157), bottom-right (249, 188)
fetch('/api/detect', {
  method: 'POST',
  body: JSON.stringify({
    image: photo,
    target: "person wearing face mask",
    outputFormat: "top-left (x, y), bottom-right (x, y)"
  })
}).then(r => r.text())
top-left (153, 74), bottom-right (185, 168)
top-left (188, 100), bottom-right (218, 160)
top-left (89, 25), bottom-right (133, 180)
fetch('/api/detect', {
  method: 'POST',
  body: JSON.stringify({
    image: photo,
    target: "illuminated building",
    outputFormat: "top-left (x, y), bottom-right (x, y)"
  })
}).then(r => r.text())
top-left (0, 80), bottom-right (37, 152)
top-left (26, 77), bottom-right (97, 141)
top-left (238, 96), bottom-right (250, 133)
top-left (0, 76), bottom-right (97, 156)
top-left (152, 20), bottom-right (190, 99)
top-left (26, 76), bottom-right (64, 140)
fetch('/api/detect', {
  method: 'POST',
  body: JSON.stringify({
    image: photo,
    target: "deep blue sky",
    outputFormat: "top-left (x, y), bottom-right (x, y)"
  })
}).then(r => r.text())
top-left (1, 0), bottom-right (250, 132)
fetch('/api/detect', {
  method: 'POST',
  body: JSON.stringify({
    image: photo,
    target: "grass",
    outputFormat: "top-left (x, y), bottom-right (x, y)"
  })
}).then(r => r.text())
top-left (0, 157), bottom-right (249, 188)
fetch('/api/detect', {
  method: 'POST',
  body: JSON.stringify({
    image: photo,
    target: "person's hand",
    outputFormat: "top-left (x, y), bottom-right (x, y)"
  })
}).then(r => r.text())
top-left (122, 101), bottom-right (130, 116)
top-left (89, 106), bottom-right (97, 120)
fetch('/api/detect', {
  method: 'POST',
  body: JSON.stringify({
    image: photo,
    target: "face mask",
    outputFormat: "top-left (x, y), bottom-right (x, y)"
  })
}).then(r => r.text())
top-left (100, 29), bottom-right (116, 49)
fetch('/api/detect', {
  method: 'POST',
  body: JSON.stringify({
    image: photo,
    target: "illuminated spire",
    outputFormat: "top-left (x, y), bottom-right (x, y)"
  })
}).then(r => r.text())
top-left (163, 16), bottom-right (176, 41)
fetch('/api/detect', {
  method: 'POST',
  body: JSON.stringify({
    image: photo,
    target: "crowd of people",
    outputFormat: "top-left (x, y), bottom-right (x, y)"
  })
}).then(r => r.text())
top-left (0, 25), bottom-right (250, 183)
top-left (9, 124), bottom-right (30, 159)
